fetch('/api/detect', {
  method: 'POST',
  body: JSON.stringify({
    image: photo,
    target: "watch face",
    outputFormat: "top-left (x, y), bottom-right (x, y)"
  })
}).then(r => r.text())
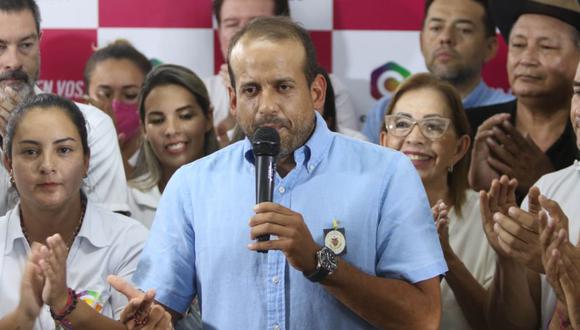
top-left (319, 247), bottom-right (338, 272)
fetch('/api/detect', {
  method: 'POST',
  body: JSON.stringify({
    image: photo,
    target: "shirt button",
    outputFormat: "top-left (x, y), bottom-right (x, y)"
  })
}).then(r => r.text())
top-left (273, 324), bottom-right (280, 330)
top-left (272, 276), bottom-right (280, 284)
top-left (278, 186), bottom-right (285, 194)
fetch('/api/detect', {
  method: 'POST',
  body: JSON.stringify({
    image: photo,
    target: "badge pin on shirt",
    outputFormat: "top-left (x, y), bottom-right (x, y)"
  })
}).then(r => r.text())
top-left (324, 219), bottom-right (347, 256)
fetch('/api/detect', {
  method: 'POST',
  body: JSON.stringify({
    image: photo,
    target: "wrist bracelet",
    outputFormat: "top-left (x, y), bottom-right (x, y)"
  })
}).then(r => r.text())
top-left (557, 305), bottom-right (572, 330)
top-left (50, 288), bottom-right (78, 329)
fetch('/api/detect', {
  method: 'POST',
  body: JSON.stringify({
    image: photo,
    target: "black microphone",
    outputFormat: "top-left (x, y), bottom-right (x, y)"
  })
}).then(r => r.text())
top-left (252, 127), bottom-right (280, 253)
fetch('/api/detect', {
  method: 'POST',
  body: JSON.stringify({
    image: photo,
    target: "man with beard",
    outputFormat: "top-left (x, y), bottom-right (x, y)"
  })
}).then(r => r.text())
top-left (0, 0), bottom-right (129, 214)
top-left (133, 17), bottom-right (447, 329)
top-left (468, 0), bottom-right (579, 201)
top-left (362, 0), bottom-right (513, 144)
top-left (206, 0), bottom-right (361, 146)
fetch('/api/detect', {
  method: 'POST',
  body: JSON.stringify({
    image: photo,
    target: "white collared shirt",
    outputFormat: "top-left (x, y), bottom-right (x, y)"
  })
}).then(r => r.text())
top-left (0, 88), bottom-right (131, 216)
top-left (0, 201), bottom-right (148, 329)
top-left (522, 161), bottom-right (580, 329)
top-left (127, 180), bottom-right (161, 229)
top-left (441, 190), bottom-right (496, 329)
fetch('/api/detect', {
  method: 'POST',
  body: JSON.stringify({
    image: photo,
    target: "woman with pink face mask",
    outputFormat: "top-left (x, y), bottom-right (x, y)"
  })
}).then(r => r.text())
top-left (84, 40), bottom-right (152, 178)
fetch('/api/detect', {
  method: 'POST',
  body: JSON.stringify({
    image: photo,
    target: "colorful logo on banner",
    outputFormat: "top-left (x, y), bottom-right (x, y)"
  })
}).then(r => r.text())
top-left (370, 61), bottom-right (411, 100)
top-left (150, 58), bottom-right (163, 67)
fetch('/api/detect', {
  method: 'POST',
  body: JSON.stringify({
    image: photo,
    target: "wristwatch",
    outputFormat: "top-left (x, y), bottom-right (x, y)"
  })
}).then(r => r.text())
top-left (303, 246), bottom-right (338, 282)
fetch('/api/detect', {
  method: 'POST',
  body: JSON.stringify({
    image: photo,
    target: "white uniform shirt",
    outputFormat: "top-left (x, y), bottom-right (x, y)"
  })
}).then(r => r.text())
top-left (521, 161), bottom-right (580, 329)
top-left (441, 190), bottom-right (496, 329)
top-left (0, 162), bottom-right (16, 215)
top-left (127, 180), bottom-right (161, 229)
top-left (203, 73), bottom-right (361, 132)
top-left (0, 89), bottom-right (130, 216)
top-left (0, 201), bottom-right (148, 329)
top-left (77, 102), bottom-right (130, 213)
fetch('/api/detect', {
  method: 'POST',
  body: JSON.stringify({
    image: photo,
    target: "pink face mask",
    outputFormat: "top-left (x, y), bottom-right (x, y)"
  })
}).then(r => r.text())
top-left (111, 99), bottom-right (141, 141)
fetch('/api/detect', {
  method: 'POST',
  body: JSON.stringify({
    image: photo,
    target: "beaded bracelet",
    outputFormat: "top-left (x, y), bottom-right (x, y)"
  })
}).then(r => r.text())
top-left (557, 305), bottom-right (572, 330)
top-left (50, 288), bottom-right (78, 330)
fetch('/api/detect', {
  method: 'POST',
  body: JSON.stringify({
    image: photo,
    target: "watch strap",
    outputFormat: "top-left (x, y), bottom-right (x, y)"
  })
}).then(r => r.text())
top-left (304, 267), bottom-right (330, 282)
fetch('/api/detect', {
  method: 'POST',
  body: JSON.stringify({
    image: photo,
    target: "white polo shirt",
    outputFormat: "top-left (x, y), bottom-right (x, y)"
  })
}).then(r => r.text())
top-left (76, 102), bottom-right (130, 213)
top-left (127, 180), bottom-right (161, 229)
top-left (0, 89), bottom-right (130, 216)
top-left (0, 201), bottom-right (148, 329)
top-left (522, 161), bottom-right (580, 329)
top-left (441, 190), bottom-right (496, 329)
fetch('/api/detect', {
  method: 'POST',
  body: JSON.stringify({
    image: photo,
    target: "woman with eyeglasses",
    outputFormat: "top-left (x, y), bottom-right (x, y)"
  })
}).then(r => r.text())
top-left (380, 73), bottom-right (495, 329)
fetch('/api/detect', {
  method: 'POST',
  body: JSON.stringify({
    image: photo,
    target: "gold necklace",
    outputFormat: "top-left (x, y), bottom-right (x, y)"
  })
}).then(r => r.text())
top-left (20, 200), bottom-right (87, 249)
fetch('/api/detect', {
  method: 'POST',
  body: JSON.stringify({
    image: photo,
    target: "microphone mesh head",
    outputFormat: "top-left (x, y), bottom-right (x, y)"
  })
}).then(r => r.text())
top-left (252, 127), bottom-right (280, 156)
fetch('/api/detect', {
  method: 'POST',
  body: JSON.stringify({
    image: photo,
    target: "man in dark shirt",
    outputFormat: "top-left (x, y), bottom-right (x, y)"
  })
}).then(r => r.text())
top-left (467, 0), bottom-right (579, 200)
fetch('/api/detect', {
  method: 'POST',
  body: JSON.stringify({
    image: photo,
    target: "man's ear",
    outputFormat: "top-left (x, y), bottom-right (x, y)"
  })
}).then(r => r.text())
top-left (483, 35), bottom-right (498, 63)
top-left (228, 85), bottom-right (237, 118)
top-left (419, 27), bottom-right (432, 60)
top-left (310, 73), bottom-right (326, 111)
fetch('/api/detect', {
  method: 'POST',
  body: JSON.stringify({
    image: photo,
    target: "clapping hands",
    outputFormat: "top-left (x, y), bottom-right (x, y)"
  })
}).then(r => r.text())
top-left (539, 198), bottom-right (580, 329)
top-left (14, 234), bottom-right (173, 329)
top-left (432, 201), bottom-right (453, 258)
top-left (469, 114), bottom-right (553, 195)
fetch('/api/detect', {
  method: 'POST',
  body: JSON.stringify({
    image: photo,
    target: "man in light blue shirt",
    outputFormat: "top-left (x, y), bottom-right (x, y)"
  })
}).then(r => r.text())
top-left (134, 17), bottom-right (447, 329)
top-left (362, 0), bottom-right (514, 143)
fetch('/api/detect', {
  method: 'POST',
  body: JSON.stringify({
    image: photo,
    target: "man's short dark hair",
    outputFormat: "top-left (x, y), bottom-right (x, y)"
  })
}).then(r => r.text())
top-left (227, 16), bottom-right (317, 90)
top-left (213, 0), bottom-right (290, 26)
top-left (0, 0), bottom-right (41, 34)
top-left (424, 0), bottom-right (496, 37)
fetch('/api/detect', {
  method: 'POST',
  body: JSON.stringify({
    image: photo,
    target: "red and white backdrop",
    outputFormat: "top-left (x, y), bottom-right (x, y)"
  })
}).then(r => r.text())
top-left (37, 0), bottom-right (509, 125)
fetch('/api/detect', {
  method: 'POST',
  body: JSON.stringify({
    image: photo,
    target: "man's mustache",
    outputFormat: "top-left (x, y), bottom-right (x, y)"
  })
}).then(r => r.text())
top-left (255, 116), bottom-right (290, 129)
top-left (0, 70), bottom-right (29, 83)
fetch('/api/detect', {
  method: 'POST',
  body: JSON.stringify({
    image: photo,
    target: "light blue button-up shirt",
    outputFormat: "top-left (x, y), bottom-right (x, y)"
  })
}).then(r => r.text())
top-left (134, 112), bottom-right (447, 329)
top-left (362, 80), bottom-right (514, 143)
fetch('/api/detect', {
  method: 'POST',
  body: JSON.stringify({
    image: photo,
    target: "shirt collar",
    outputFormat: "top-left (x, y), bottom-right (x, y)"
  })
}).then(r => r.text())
top-left (4, 206), bottom-right (26, 255)
top-left (76, 201), bottom-right (110, 248)
top-left (4, 201), bottom-right (111, 254)
top-left (243, 112), bottom-right (334, 171)
top-left (462, 80), bottom-right (487, 108)
top-left (131, 186), bottom-right (161, 209)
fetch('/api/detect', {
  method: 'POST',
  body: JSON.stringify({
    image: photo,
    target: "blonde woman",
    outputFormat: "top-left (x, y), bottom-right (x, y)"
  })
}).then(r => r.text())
top-left (128, 64), bottom-right (219, 228)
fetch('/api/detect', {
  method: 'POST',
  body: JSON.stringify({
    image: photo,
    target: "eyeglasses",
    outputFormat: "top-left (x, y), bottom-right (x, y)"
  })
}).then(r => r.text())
top-left (384, 114), bottom-right (451, 141)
